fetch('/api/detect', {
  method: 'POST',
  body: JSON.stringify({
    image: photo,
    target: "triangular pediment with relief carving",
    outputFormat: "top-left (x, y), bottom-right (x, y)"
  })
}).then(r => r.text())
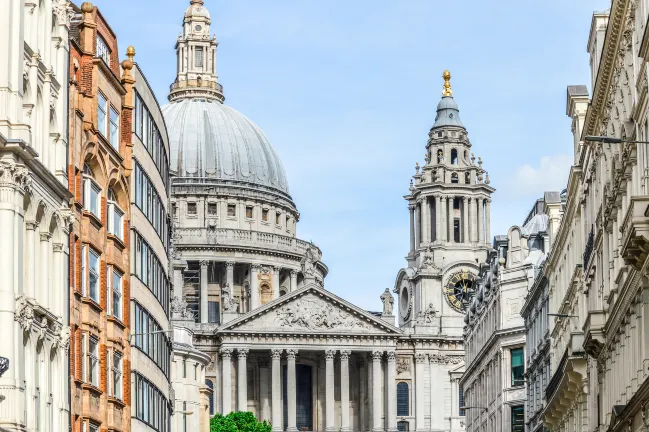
top-left (218, 285), bottom-right (402, 335)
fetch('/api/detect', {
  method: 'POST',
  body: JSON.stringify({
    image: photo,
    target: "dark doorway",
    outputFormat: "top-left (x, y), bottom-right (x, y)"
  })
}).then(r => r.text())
top-left (283, 364), bottom-right (313, 431)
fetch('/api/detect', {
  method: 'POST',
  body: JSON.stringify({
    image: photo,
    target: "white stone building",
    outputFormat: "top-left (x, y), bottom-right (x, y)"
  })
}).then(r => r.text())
top-left (166, 2), bottom-right (493, 431)
top-left (461, 195), bottom-right (556, 432)
top-left (0, 1), bottom-right (74, 431)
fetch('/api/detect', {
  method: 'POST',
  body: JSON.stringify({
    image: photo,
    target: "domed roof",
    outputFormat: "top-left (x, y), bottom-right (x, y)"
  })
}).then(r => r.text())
top-left (162, 99), bottom-right (290, 195)
top-left (185, 0), bottom-right (210, 19)
top-left (432, 96), bottom-right (465, 129)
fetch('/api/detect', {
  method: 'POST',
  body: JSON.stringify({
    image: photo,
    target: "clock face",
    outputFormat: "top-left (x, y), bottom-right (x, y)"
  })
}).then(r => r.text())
top-left (195, 25), bottom-right (202, 31)
top-left (444, 270), bottom-right (476, 312)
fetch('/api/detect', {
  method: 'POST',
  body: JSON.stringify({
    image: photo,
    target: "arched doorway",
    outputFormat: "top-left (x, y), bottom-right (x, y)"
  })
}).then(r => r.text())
top-left (283, 364), bottom-right (313, 430)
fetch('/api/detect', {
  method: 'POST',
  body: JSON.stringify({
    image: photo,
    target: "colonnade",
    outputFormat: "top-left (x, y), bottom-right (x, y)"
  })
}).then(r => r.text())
top-left (219, 347), bottom-right (398, 432)
top-left (198, 261), bottom-right (300, 323)
top-left (410, 194), bottom-right (491, 251)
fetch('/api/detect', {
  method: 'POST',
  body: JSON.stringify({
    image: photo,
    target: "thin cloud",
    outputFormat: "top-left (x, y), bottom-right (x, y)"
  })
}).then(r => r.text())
top-left (510, 154), bottom-right (572, 197)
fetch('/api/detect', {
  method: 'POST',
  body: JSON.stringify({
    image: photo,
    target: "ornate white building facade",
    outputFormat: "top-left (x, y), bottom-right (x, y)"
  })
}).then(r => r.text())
top-left (166, 2), bottom-right (493, 431)
top-left (0, 1), bottom-right (74, 432)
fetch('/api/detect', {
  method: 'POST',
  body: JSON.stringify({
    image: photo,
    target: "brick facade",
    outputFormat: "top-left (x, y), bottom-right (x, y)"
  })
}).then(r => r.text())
top-left (68, 3), bottom-right (134, 432)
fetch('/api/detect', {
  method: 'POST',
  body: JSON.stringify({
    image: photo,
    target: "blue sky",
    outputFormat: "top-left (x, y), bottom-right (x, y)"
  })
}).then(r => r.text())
top-left (99, 0), bottom-right (609, 310)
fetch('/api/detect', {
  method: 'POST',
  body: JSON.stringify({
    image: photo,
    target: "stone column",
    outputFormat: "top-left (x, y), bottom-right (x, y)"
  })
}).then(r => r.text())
top-left (429, 356), bottom-right (441, 430)
top-left (371, 350), bottom-right (383, 432)
top-left (409, 204), bottom-right (416, 254)
top-left (358, 358), bottom-right (366, 432)
top-left (237, 349), bottom-right (249, 411)
top-left (290, 270), bottom-right (298, 292)
top-left (40, 232), bottom-right (51, 308)
top-left (325, 349), bottom-right (336, 431)
top-left (477, 198), bottom-right (484, 243)
top-left (225, 261), bottom-right (235, 288)
top-left (271, 349), bottom-right (283, 432)
top-left (415, 204), bottom-right (421, 247)
top-left (469, 197), bottom-right (476, 243)
top-left (462, 197), bottom-right (469, 243)
top-left (221, 348), bottom-right (233, 414)
top-left (415, 353), bottom-right (426, 431)
top-left (440, 196), bottom-right (447, 242)
top-left (259, 358), bottom-right (271, 422)
top-left (272, 266), bottom-right (281, 300)
top-left (340, 350), bottom-right (351, 432)
top-left (435, 195), bottom-right (441, 243)
top-left (421, 197), bottom-right (429, 244)
top-left (250, 264), bottom-right (260, 310)
top-left (200, 260), bottom-right (209, 323)
top-left (486, 199), bottom-right (491, 245)
top-left (25, 221), bottom-right (37, 298)
top-left (386, 351), bottom-right (397, 432)
top-left (287, 349), bottom-right (298, 432)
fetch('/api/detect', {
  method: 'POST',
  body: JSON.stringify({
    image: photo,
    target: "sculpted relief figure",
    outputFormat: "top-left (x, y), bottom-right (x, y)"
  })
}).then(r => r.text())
top-left (301, 246), bottom-right (317, 277)
top-left (380, 288), bottom-right (394, 316)
top-left (221, 283), bottom-right (239, 312)
top-left (274, 298), bottom-right (371, 331)
top-left (417, 302), bottom-right (438, 324)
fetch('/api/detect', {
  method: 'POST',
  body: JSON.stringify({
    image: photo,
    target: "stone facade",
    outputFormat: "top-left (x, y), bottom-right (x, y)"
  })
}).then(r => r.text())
top-left (68, 4), bottom-right (135, 432)
top-left (0, 1), bottom-right (74, 431)
top-left (130, 63), bottom-right (172, 432)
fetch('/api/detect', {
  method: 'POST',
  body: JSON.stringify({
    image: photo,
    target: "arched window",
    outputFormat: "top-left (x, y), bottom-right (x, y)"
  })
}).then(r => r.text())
top-left (260, 282), bottom-right (273, 305)
top-left (205, 379), bottom-right (214, 415)
top-left (451, 149), bottom-right (458, 165)
top-left (451, 173), bottom-right (459, 184)
top-left (83, 164), bottom-right (102, 218)
top-left (107, 188), bottom-right (125, 241)
top-left (397, 382), bottom-right (409, 416)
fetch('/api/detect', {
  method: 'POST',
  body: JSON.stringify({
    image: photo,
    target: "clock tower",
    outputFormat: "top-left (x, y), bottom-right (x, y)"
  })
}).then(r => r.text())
top-left (394, 71), bottom-right (495, 337)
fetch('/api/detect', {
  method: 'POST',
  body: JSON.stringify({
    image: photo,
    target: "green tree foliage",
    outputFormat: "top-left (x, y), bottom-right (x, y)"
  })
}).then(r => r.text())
top-left (210, 411), bottom-right (271, 432)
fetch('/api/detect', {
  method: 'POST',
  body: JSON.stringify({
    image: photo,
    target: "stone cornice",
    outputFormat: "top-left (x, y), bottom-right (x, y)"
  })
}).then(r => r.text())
top-left (582, 0), bottom-right (629, 140)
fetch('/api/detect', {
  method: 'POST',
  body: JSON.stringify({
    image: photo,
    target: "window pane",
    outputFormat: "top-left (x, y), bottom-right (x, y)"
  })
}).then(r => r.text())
top-left (511, 406), bottom-right (524, 432)
top-left (397, 382), bottom-right (409, 416)
top-left (89, 250), bottom-right (99, 302)
top-left (98, 93), bottom-right (107, 135)
top-left (195, 47), bottom-right (203, 68)
top-left (110, 107), bottom-right (119, 149)
top-left (113, 271), bottom-right (122, 320)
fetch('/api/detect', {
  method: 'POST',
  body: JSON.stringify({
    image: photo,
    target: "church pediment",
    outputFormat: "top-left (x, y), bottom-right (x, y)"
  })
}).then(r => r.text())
top-left (218, 285), bottom-right (402, 335)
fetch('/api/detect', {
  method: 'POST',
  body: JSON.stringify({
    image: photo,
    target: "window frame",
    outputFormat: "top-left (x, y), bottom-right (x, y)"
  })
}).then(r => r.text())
top-left (110, 350), bottom-right (123, 400)
top-left (97, 92), bottom-right (108, 137)
top-left (195, 47), bottom-right (204, 68)
top-left (109, 267), bottom-right (123, 321)
top-left (109, 106), bottom-right (120, 150)
top-left (511, 347), bottom-right (525, 387)
top-left (87, 335), bottom-right (99, 387)
top-left (107, 191), bottom-right (125, 240)
top-left (83, 247), bottom-right (101, 303)
top-left (83, 171), bottom-right (102, 219)
top-left (396, 381), bottom-right (409, 416)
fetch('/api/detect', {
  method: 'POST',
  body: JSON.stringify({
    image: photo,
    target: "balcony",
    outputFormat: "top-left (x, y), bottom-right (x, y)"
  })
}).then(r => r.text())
top-left (169, 79), bottom-right (223, 93)
top-left (174, 227), bottom-right (321, 259)
top-left (621, 196), bottom-right (649, 271)
top-left (168, 79), bottom-right (225, 102)
top-left (582, 310), bottom-right (606, 359)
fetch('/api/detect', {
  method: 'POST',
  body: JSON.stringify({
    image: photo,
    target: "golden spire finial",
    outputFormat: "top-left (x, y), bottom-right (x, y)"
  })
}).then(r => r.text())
top-left (442, 70), bottom-right (452, 97)
top-left (126, 46), bottom-right (136, 61)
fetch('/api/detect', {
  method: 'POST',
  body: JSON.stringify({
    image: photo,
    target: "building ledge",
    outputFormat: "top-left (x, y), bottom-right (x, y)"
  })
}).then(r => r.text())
top-left (583, 310), bottom-right (606, 358)
top-left (620, 196), bottom-right (649, 271)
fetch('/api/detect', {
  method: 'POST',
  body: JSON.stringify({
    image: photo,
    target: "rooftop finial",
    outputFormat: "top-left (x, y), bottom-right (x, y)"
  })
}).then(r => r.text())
top-left (442, 70), bottom-right (452, 97)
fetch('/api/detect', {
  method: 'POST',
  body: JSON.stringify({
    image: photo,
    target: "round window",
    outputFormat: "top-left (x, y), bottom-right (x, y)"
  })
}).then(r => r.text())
top-left (399, 285), bottom-right (410, 318)
top-left (195, 25), bottom-right (202, 31)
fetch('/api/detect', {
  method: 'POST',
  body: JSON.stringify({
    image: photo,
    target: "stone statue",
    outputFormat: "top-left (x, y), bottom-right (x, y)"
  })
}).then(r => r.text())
top-left (380, 288), bottom-right (394, 316)
top-left (171, 296), bottom-right (195, 320)
top-left (417, 303), bottom-right (438, 324)
top-left (221, 283), bottom-right (237, 312)
top-left (301, 246), bottom-right (317, 277)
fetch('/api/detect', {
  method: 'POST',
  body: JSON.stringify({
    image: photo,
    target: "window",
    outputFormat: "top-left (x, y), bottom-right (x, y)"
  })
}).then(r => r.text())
top-left (195, 47), bottom-right (204, 68)
top-left (451, 148), bottom-right (458, 165)
top-left (83, 164), bottom-right (102, 218)
top-left (397, 382), bottom-right (409, 416)
top-left (206, 379), bottom-right (215, 415)
top-left (134, 163), bottom-right (169, 250)
top-left (109, 106), bottom-right (119, 149)
top-left (110, 351), bottom-right (123, 400)
top-left (82, 247), bottom-right (100, 303)
top-left (511, 406), bottom-right (524, 431)
top-left (397, 421), bottom-right (410, 432)
top-left (132, 231), bottom-right (170, 315)
top-left (88, 422), bottom-right (99, 432)
top-left (465, 172), bottom-right (471, 184)
top-left (227, 204), bottom-right (236, 217)
top-left (208, 203), bottom-right (217, 215)
top-left (453, 219), bottom-right (460, 242)
top-left (262, 209), bottom-right (269, 221)
top-left (459, 386), bottom-right (465, 416)
top-left (85, 335), bottom-right (99, 386)
top-left (451, 173), bottom-right (459, 183)
top-left (208, 301), bottom-right (220, 324)
top-left (275, 213), bottom-right (281, 225)
top-left (97, 93), bottom-right (107, 136)
top-left (109, 269), bottom-right (123, 320)
top-left (511, 348), bottom-right (524, 386)
top-left (187, 203), bottom-right (197, 215)
top-left (133, 91), bottom-right (170, 191)
top-left (107, 189), bottom-right (124, 240)
top-left (133, 372), bottom-right (171, 432)
top-left (194, 363), bottom-right (198, 380)
top-left (96, 34), bottom-right (111, 66)
top-left (246, 206), bottom-right (253, 219)
top-left (182, 360), bottom-right (186, 378)
top-left (132, 301), bottom-right (171, 377)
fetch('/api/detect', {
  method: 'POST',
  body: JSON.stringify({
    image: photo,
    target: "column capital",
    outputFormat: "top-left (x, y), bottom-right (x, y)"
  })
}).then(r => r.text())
top-left (408, 203), bottom-right (416, 211)
top-left (340, 350), bottom-right (351, 360)
top-left (286, 349), bottom-right (298, 360)
top-left (53, 243), bottom-right (64, 252)
top-left (370, 350), bottom-right (383, 361)
top-left (225, 261), bottom-right (236, 268)
top-left (40, 232), bottom-right (52, 241)
top-left (290, 269), bottom-right (298, 277)
top-left (25, 221), bottom-right (38, 231)
top-left (386, 351), bottom-right (396, 361)
top-left (272, 265), bottom-right (281, 272)
top-left (415, 353), bottom-right (427, 363)
top-left (271, 348), bottom-right (283, 359)
top-left (251, 263), bottom-right (262, 271)
top-left (237, 348), bottom-right (249, 359)
top-left (324, 349), bottom-right (336, 360)
top-left (200, 260), bottom-right (209, 268)
top-left (220, 347), bottom-right (233, 359)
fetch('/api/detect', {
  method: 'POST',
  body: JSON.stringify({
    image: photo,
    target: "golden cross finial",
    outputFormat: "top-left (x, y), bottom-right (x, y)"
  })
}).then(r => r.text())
top-left (442, 70), bottom-right (452, 97)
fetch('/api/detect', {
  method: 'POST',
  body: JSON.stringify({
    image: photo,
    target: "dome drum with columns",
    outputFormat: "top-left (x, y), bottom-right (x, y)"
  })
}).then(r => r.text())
top-left (168, 7), bottom-right (482, 429)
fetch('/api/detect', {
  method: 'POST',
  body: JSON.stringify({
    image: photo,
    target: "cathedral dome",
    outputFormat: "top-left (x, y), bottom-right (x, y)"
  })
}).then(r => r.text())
top-left (162, 99), bottom-right (291, 196)
top-left (432, 96), bottom-right (465, 129)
